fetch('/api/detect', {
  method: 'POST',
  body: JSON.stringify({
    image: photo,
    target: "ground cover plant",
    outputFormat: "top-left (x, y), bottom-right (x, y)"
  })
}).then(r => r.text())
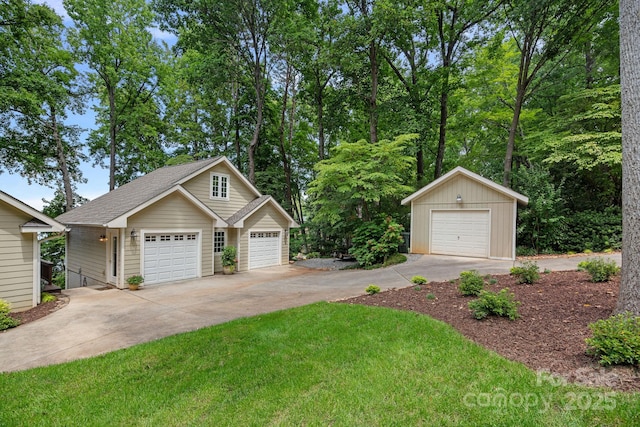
top-left (510, 261), bottom-right (540, 284)
top-left (586, 312), bottom-right (640, 366)
top-left (348, 269), bottom-right (640, 393)
top-left (457, 270), bottom-right (485, 296)
top-left (1, 302), bottom-right (638, 426)
top-left (578, 258), bottom-right (621, 282)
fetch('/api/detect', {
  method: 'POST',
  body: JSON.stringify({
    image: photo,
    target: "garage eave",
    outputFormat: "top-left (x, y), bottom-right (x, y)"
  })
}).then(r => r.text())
top-left (402, 166), bottom-right (529, 206)
top-left (105, 186), bottom-right (228, 229)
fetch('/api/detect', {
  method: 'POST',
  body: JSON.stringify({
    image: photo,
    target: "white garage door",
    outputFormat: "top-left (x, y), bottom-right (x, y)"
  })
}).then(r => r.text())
top-left (431, 210), bottom-right (490, 258)
top-left (144, 233), bottom-right (198, 284)
top-left (249, 231), bottom-right (280, 269)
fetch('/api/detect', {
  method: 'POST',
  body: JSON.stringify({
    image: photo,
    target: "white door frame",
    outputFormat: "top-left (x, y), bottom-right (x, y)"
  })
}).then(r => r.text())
top-left (107, 229), bottom-right (119, 285)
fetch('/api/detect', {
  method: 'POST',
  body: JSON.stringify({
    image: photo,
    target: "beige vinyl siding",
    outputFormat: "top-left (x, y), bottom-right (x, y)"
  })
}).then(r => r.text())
top-left (0, 202), bottom-right (35, 311)
top-left (238, 204), bottom-right (290, 271)
top-left (126, 192), bottom-right (216, 280)
top-left (410, 175), bottom-right (516, 259)
top-left (182, 162), bottom-right (258, 219)
top-left (66, 225), bottom-right (108, 288)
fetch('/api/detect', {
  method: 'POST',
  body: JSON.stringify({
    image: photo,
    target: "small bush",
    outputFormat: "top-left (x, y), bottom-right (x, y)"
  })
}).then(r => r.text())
top-left (586, 312), bottom-right (640, 366)
top-left (426, 293), bottom-right (436, 300)
top-left (413, 285), bottom-right (421, 291)
top-left (458, 270), bottom-right (485, 296)
top-left (366, 284), bottom-right (381, 295)
top-left (510, 261), bottom-right (540, 284)
top-left (306, 252), bottom-right (321, 259)
top-left (41, 292), bottom-right (56, 303)
top-left (411, 275), bottom-right (427, 285)
top-left (468, 289), bottom-right (520, 320)
top-left (578, 258), bottom-right (620, 282)
top-left (0, 299), bottom-right (20, 331)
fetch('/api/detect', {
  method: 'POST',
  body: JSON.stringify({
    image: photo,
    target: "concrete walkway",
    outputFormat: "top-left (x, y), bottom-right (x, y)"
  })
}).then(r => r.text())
top-left (0, 252), bottom-right (620, 372)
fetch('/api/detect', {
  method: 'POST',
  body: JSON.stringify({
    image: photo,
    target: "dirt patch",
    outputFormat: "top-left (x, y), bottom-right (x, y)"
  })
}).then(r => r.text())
top-left (6, 295), bottom-right (69, 328)
top-left (343, 270), bottom-right (640, 392)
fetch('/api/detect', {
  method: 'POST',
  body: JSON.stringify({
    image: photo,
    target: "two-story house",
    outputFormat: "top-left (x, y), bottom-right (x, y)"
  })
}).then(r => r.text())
top-left (56, 157), bottom-right (298, 289)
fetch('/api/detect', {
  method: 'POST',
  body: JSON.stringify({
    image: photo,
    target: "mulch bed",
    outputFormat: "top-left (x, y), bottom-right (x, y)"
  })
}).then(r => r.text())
top-left (343, 270), bottom-right (640, 393)
top-left (6, 295), bottom-right (69, 327)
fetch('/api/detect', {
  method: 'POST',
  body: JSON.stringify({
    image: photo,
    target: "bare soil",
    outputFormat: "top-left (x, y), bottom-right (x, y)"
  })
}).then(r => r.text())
top-left (343, 270), bottom-right (640, 393)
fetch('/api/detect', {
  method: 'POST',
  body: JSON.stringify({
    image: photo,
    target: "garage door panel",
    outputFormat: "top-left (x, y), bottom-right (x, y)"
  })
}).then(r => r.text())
top-left (144, 232), bottom-right (199, 284)
top-left (249, 232), bottom-right (280, 269)
top-left (431, 211), bottom-right (489, 258)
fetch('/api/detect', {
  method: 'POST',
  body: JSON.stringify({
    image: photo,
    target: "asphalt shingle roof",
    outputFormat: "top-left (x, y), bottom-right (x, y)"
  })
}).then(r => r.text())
top-left (226, 195), bottom-right (270, 226)
top-left (56, 157), bottom-right (221, 225)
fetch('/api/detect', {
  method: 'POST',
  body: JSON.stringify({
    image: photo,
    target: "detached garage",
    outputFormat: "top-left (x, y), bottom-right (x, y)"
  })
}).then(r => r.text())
top-left (401, 167), bottom-right (528, 260)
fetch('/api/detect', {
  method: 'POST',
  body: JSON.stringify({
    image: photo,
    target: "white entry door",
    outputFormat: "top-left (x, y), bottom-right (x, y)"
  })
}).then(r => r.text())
top-left (249, 231), bottom-right (280, 269)
top-left (143, 233), bottom-right (199, 284)
top-left (431, 210), bottom-right (490, 258)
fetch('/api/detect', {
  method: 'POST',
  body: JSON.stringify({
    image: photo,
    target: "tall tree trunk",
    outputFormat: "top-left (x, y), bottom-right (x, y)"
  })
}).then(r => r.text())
top-left (50, 106), bottom-right (74, 212)
top-left (503, 47), bottom-right (530, 188)
top-left (277, 64), bottom-right (293, 214)
top-left (434, 88), bottom-right (448, 179)
top-left (316, 74), bottom-right (325, 160)
top-left (232, 79), bottom-right (242, 172)
top-left (617, 0), bottom-right (640, 315)
top-left (369, 39), bottom-right (378, 144)
top-left (108, 85), bottom-right (117, 191)
top-left (585, 39), bottom-right (595, 89)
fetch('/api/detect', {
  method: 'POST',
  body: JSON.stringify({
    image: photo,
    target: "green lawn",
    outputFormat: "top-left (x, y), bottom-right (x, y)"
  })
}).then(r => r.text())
top-left (1, 302), bottom-right (638, 426)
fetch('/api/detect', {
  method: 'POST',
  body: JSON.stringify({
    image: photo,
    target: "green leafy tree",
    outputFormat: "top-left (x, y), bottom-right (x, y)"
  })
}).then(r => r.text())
top-left (307, 134), bottom-right (415, 250)
top-left (65, 0), bottom-right (167, 189)
top-left (500, 0), bottom-right (610, 187)
top-left (0, 0), bottom-right (85, 211)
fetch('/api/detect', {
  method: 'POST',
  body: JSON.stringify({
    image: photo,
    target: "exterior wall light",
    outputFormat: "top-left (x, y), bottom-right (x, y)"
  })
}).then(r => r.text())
top-left (99, 234), bottom-right (107, 242)
top-left (456, 194), bottom-right (462, 203)
top-left (130, 228), bottom-right (138, 240)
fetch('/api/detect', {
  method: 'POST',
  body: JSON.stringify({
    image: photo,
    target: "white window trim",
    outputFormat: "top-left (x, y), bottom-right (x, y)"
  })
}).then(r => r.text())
top-left (213, 230), bottom-right (226, 253)
top-left (210, 172), bottom-right (230, 201)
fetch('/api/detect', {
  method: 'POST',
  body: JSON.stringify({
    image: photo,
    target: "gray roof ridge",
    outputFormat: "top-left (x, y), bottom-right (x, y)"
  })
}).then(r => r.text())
top-left (226, 195), bottom-right (271, 226)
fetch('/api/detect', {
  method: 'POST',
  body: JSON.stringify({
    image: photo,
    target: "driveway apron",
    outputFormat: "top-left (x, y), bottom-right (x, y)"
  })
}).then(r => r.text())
top-left (0, 253), bottom-right (620, 372)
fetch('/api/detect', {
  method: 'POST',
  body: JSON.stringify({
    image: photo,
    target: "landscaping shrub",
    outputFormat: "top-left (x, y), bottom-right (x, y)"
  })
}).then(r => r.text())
top-left (586, 312), bottom-right (640, 366)
top-left (510, 261), bottom-right (540, 284)
top-left (468, 289), bottom-right (520, 320)
top-left (458, 270), bottom-right (485, 296)
top-left (411, 275), bottom-right (427, 285)
top-left (578, 258), bottom-right (620, 282)
top-left (350, 216), bottom-right (404, 267)
top-left (365, 285), bottom-right (381, 295)
top-left (557, 207), bottom-right (622, 253)
top-left (41, 292), bottom-right (56, 303)
top-left (0, 299), bottom-right (20, 331)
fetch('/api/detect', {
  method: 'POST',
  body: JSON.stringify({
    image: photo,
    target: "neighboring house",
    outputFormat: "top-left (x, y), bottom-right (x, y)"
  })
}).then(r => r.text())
top-left (0, 191), bottom-right (66, 311)
top-left (56, 157), bottom-right (298, 289)
top-left (401, 167), bottom-right (528, 260)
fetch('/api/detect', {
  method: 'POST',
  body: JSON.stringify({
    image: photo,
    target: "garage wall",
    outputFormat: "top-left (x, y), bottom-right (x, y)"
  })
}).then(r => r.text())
top-left (182, 161), bottom-right (258, 219)
top-left (238, 204), bottom-right (289, 271)
top-left (126, 192), bottom-right (215, 280)
top-left (410, 175), bottom-right (516, 259)
top-left (66, 225), bottom-right (108, 288)
top-left (0, 202), bottom-right (34, 311)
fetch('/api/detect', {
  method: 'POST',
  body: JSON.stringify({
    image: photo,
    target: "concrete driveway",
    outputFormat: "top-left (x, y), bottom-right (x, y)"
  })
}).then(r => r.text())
top-left (0, 253), bottom-right (620, 372)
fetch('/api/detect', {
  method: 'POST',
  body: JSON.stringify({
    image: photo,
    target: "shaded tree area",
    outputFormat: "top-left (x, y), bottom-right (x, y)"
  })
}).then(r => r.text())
top-left (0, 0), bottom-right (624, 259)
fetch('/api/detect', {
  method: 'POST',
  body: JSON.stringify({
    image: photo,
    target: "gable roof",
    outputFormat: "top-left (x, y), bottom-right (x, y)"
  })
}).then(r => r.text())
top-left (226, 195), bottom-right (298, 228)
top-left (0, 190), bottom-right (66, 233)
top-left (56, 156), bottom-right (297, 229)
top-left (57, 157), bottom-right (226, 226)
top-left (401, 166), bottom-right (529, 206)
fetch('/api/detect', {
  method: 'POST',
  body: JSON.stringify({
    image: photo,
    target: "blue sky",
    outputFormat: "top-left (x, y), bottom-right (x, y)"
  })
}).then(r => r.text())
top-left (1, 0), bottom-right (176, 210)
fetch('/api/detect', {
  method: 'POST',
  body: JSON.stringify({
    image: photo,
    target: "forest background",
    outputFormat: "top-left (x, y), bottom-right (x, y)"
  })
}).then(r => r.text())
top-left (0, 0), bottom-right (622, 261)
